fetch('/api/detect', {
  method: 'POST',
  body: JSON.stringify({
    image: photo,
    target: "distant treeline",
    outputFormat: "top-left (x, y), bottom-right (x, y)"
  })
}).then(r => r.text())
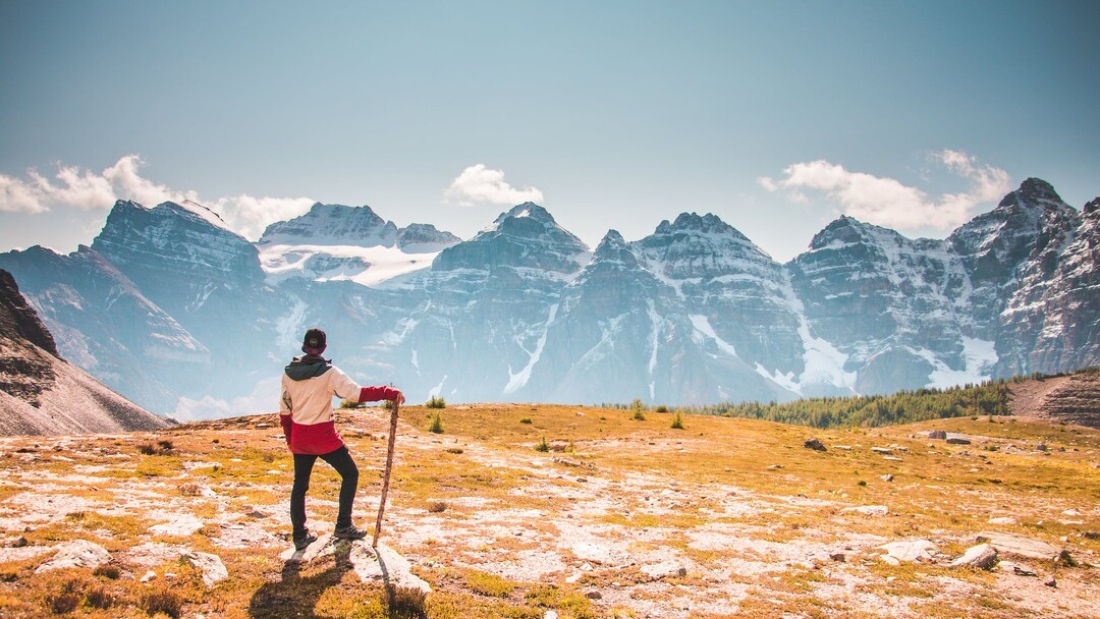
top-left (601, 368), bottom-right (1097, 429)
top-left (689, 381), bottom-right (1011, 428)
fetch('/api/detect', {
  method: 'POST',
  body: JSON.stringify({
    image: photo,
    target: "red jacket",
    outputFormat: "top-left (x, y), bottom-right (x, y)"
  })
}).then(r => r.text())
top-left (279, 356), bottom-right (399, 455)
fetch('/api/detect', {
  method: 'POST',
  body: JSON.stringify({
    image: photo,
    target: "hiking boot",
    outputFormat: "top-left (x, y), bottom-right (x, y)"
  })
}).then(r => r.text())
top-left (333, 524), bottom-right (368, 541)
top-left (293, 530), bottom-right (318, 550)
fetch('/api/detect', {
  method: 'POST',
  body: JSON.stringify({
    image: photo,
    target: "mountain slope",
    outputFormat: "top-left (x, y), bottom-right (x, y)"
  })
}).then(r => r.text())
top-left (0, 269), bottom-right (170, 435)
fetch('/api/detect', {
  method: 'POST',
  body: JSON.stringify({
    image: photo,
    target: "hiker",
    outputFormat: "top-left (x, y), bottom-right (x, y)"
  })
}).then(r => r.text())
top-left (279, 327), bottom-right (405, 550)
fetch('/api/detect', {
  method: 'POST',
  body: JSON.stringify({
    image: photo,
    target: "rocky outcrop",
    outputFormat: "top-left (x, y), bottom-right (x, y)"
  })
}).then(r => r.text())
top-left (0, 268), bottom-right (170, 435)
top-left (1008, 371), bottom-right (1100, 429)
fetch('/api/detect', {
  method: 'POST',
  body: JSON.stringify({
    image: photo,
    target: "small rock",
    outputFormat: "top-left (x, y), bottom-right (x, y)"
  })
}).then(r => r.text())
top-left (767, 464), bottom-right (783, 470)
top-left (880, 474), bottom-right (894, 482)
top-left (989, 517), bottom-right (1017, 525)
top-left (829, 553), bottom-right (846, 562)
top-left (544, 611), bottom-right (559, 619)
top-left (1000, 561), bottom-right (1038, 577)
top-left (35, 540), bottom-right (111, 574)
top-left (585, 590), bottom-right (602, 600)
top-left (140, 570), bottom-right (157, 583)
top-left (804, 438), bottom-right (827, 452)
top-left (928, 430), bottom-right (947, 440)
top-left (1045, 577), bottom-right (1057, 588)
top-left (871, 447), bottom-right (892, 454)
top-left (950, 543), bottom-right (998, 570)
top-left (946, 437), bottom-right (971, 445)
top-left (183, 552), bottom-right (228, 588)
top-left (845, 505), bottom-right (889, 517)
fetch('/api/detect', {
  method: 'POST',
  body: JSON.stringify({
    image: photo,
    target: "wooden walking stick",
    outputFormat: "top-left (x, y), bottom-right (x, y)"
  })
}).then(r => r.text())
top-left (372, 399), bottom-right (399, 547)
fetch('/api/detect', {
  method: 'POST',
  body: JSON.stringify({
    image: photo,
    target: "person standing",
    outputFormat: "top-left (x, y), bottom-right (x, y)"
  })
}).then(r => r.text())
top-left (279, 327), bottom-right (405, 550)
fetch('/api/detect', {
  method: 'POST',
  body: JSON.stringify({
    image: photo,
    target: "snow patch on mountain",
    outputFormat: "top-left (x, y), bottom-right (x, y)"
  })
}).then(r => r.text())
top-left (920, 336), bottom-right (998, 388)
top-left (689, 315), bottom-right (738, 358)
top-left (505, 304), bottom-right (559, 394)
top-left (259, 243), bottom-right (440, 286)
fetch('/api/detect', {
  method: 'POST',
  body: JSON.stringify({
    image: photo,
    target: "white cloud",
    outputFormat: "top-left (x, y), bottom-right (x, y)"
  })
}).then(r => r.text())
top-left (443, 164), bottom-right (544, 207)
top-left (0, 155), bottom-right (316, 240)
top-left (759, 150), bottom-right (1012, 231)
top-left (102, 155), bottom-right (199, 207)
top-left (208, 194), bottom-right (316, 240)
top-left (1, 162), bottom-right (117, 213)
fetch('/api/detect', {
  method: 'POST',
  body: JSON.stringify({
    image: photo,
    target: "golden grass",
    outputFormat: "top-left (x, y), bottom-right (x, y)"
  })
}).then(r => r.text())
top-left (0, 405), bottom-right (1097, 618)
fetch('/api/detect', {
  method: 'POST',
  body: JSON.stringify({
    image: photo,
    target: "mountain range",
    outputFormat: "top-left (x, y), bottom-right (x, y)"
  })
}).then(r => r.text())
top-left (1, 178), bottom-right (1096, 419)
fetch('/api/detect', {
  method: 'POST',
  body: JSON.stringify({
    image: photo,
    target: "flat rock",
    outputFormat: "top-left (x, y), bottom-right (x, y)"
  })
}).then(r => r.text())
top-left (351, 541), bottom-right (432, 594)
top-left (149, 514), bottom-right (205, 537)
top-left (640, 561), bottom-right (687, 581)
top-left (280, 537), bottom-right (430, 595)
top-left (880, 540), bottom-right (936, 564)
top-left (844, 505), bottom-right (889, 517)
top-left (279, 533), bottom-right (334, 563)
top-left (36, 539), bottom-right (110, 573)
top-left (975, 532), bottom-right (1060, 561)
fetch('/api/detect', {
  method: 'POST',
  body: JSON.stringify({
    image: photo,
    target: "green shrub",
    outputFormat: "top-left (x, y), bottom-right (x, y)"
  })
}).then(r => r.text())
top-left (520, 417), bottom-right (533, 424)
top-left (655, 405), bottom-right (669, 413)
top-left (534, 437), bottom-right (550, 452)
top-left (426, 395), bottom-right (447, 409)
top-left (428, 412), bottom-right (444, 434)
top-left (670, 411), bottom-right (685, 430)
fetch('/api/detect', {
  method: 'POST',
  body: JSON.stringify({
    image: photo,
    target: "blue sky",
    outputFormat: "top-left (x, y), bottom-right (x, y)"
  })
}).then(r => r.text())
top-left (2, 1), bottom-right (1098, 263)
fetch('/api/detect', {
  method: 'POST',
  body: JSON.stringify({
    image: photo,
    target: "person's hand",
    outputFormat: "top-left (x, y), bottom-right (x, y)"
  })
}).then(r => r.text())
top-left (392, 391), bottom-right (406, 407)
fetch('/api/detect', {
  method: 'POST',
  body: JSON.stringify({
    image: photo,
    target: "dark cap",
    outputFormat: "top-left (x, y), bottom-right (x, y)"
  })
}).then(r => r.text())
top-left (302, 328), bottom-right (327, 354)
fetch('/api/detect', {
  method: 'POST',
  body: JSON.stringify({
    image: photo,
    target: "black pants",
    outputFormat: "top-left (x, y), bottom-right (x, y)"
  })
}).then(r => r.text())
top-left (290, 446), bottom-right (359, 535)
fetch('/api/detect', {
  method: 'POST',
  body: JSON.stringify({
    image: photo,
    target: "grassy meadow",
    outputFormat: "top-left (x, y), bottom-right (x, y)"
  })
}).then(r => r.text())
top-left (0, 402), bottom-right (1097, 618)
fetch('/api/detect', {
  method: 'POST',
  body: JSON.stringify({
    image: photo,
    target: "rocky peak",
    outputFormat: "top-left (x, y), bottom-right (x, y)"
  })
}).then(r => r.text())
top-left (395, 223), bottom-right (461, 251)
top-left (258, 203), bottom-right (398, 246)
top-left (92, 199), bottom-right (264, 291)
top-left (432, 203), bottom-right (589, 274)
top-left (1002, 178), bottom-right (1064, 210)
top-left (639, 212), bottom-right (775, 280)
top-left (807, 216), bottom-right (879, 250)
top-left (589, 230), bottom-right (638, 270)
top-left (490, 202), bottom-right (554, 226)
top-left (950, 178), bottom-right (1080, 280)
top-left (657, 212), bottom-right (739, 235)
top-left (1084, 197), bottom-right (1100, 216)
